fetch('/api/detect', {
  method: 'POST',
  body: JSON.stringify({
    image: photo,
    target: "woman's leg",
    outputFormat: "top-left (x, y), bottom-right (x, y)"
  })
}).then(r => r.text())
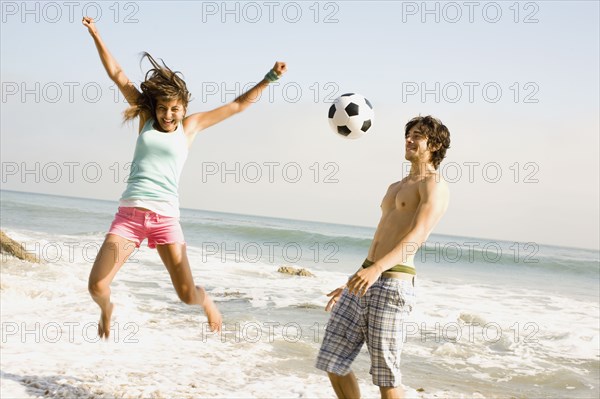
top-left (156, 243), bottom-right (222, 332)
top-left (88, 234), bottom-right (138, 339)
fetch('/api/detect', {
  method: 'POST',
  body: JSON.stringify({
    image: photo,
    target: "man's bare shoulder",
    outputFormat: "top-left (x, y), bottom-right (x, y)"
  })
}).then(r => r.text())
top-left (384, 180), bottom-right (401, 192)
top-left (420, 172), bottom-right (450, 200)
top-left (423, 171), bottom-right (448, 186)
top-left (387, 177), bottom-right (409, 188)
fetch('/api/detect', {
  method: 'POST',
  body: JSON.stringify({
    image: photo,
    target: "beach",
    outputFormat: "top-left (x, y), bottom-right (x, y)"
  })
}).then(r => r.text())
top-left (1, 189), bottom-right (598, 398)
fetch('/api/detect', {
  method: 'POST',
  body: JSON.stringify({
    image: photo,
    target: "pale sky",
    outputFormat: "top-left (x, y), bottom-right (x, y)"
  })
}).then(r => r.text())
top-left (1, 1), bottom-right (599, 250)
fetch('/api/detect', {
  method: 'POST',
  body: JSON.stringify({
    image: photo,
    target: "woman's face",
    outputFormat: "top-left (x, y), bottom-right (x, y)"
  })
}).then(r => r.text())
top-left (155, 98), bottom-right (185, 132)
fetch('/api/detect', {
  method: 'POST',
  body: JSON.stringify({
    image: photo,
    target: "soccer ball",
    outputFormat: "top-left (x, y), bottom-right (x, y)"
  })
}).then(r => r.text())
top-left (328, 93), bottom-right (374, 139)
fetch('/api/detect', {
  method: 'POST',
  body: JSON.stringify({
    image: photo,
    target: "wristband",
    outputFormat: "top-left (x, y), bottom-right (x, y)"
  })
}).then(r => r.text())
top-left (264, 69), bottom-right (280, 83)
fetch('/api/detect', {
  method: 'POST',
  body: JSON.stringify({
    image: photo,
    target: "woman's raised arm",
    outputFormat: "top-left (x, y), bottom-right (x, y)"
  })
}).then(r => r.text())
top-left (82, 17), bottom-right (141, 107)
top-left (183, 61), bottom-right (288, 140)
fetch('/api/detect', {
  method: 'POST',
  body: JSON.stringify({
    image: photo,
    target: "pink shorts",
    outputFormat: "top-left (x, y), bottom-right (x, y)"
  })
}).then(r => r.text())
top-left (107, 207), bottom-right (185, 249)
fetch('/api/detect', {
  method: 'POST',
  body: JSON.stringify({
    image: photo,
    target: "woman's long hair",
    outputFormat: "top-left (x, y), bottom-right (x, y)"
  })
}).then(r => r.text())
top-left (123, 52), bottom-right (191, 123)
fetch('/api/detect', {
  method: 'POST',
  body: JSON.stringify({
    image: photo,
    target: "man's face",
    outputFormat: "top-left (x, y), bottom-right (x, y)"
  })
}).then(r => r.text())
top-left (404, 124), bottom-right (431, 163)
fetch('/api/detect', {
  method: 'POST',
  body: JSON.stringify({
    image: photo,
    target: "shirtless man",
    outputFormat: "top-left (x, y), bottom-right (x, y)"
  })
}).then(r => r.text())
top-left (316, 115), bottom-right (451, 399)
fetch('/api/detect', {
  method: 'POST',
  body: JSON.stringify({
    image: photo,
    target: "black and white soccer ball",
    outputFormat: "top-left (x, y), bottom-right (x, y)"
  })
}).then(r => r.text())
top-left (328, 93), bottom-right (374, 139)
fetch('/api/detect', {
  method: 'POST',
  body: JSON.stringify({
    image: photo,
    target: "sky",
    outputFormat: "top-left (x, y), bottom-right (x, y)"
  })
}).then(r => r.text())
top-left (1, 0), bottom-right (599, 250)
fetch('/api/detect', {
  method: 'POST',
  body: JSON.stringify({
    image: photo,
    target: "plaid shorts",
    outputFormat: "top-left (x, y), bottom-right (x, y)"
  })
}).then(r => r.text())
top-left (316, 276), bottom-right (416, 387)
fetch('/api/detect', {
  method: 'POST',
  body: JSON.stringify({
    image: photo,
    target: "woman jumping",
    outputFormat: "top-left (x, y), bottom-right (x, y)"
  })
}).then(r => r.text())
top-left (83, 17), bottom-right (287, 338)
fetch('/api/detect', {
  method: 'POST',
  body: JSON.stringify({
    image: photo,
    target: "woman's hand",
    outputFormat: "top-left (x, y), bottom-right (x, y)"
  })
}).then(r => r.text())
top-left (272, 61), bottom-right (287, 77)
top-left (82, 16), bottom-right (98, 36)
top-left (325, 285), bottom-right (346, 312)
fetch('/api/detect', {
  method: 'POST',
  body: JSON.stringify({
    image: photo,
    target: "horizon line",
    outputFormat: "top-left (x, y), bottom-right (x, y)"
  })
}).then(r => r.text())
top-left (1, 188), bottom-right (599, 252)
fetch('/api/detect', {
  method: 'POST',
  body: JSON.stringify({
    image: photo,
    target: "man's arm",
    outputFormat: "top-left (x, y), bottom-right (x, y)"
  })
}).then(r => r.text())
top-left (347, 175), bottom-right (449, 296)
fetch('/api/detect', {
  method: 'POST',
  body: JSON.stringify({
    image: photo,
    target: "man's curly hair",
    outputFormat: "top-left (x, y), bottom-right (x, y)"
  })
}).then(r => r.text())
top-left (405, 115), bottom-right (451, 170)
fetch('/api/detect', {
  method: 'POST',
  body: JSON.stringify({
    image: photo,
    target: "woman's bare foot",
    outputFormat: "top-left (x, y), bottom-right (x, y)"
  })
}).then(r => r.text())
top-left (98, 303), bottom-right (114, 339)
top-left (198, 286), bottom-right (222, 332)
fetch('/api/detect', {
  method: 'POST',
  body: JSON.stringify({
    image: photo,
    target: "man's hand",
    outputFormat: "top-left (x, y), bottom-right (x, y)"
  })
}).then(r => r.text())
top-left (325, 286), bottom-right (345, 312)
top-left (347, 266), bottom-right (382, 296)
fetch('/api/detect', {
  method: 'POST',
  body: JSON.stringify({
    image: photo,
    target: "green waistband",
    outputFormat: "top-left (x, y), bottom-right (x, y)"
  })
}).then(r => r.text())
top-left (362, 259), bottom-right (416, 275)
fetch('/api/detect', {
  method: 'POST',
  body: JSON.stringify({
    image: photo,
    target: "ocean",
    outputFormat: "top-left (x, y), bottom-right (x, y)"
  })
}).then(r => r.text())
top-left (1, 189), bottom-right (598, 398)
